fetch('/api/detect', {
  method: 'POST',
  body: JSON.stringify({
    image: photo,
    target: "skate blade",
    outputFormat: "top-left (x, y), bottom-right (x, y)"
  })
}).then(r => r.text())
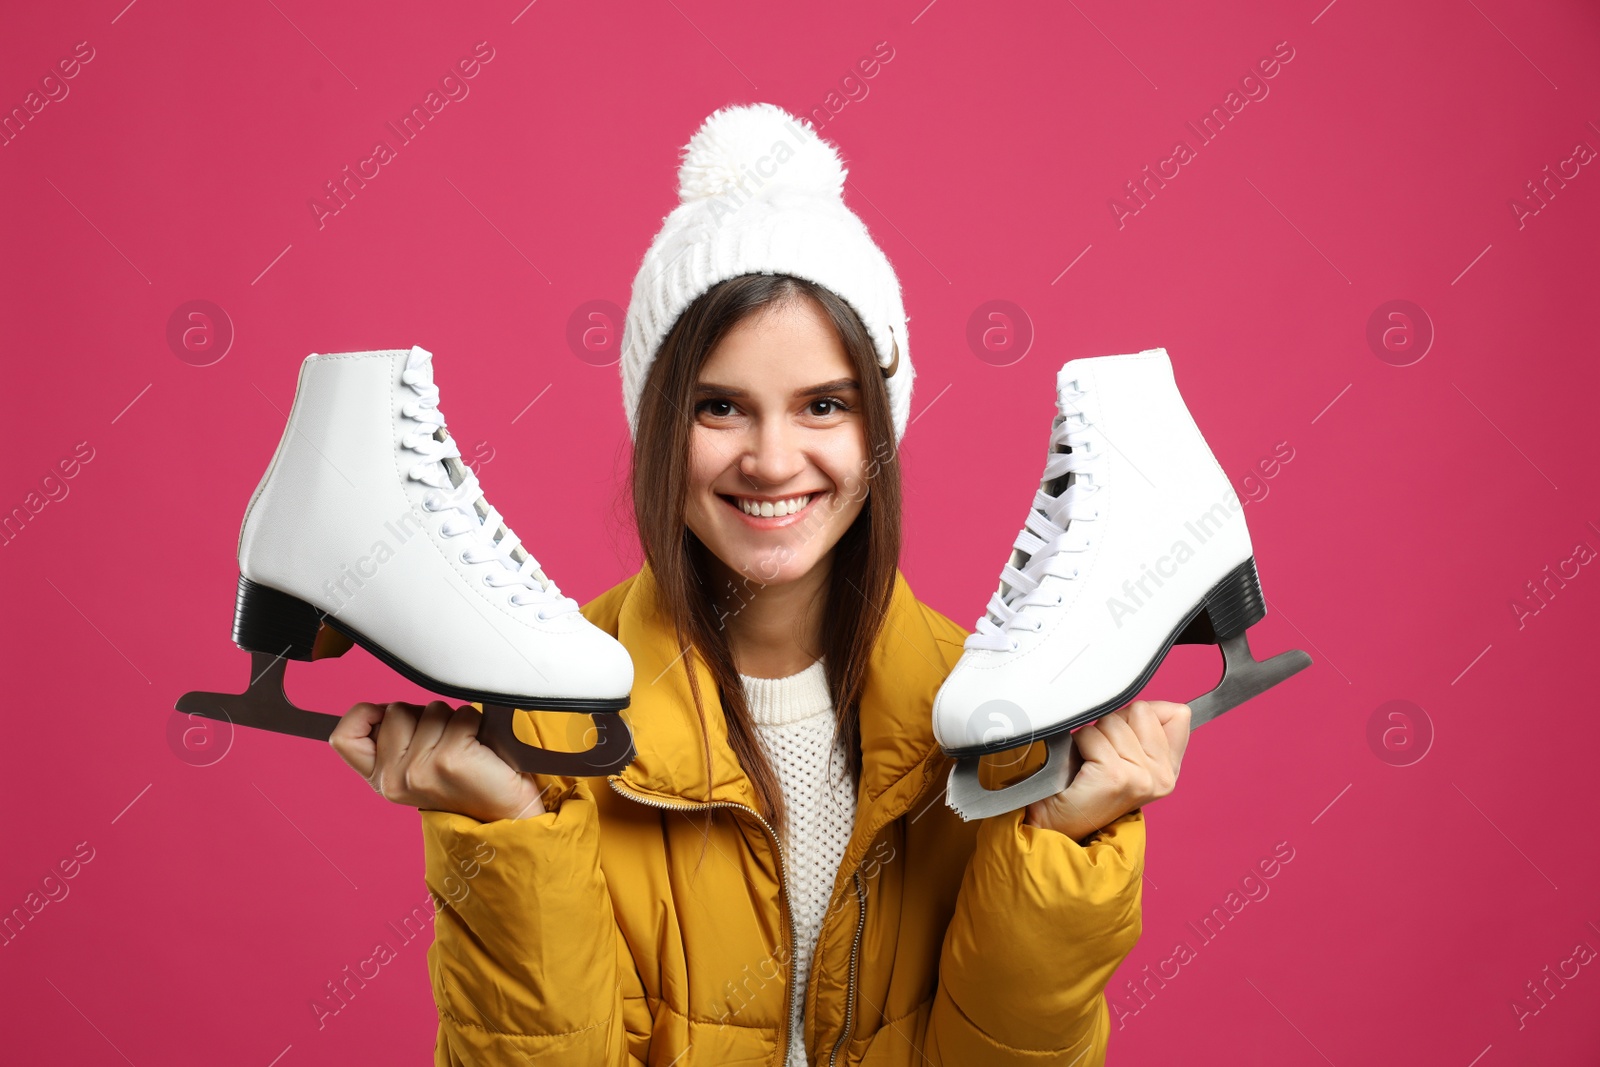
top-left (478, 705), bottom-right (636, 776)
top-left (176, 652), bottom-right (341, 741)
top-left (1187, 631), bottom-right (1311, 729)
top-left (177, 652), bottom-right (638, 776)
top-left (946, 731), bottom-right (1081, 822)
top-left (944, 630), bottom-right (1312, 822)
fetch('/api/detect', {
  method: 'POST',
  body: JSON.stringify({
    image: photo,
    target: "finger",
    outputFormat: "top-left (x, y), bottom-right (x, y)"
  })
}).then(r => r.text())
top-left (1029, 780), bottom-right (1097, 838)
top-left (1148, 700), bottom-right (1192, 767)
top-left (374, 701), bottom-right (421, 772)
top-left (439, 702), bottom-right (485, 749)
top-left (330, 702), bottom-right (385, 778)
top-left (1071, 722), bottom-right (1118, 767)
top-left (1096, 709), bottom-right (1149, 765)
top-left (405, 701), bottom-right (456, 763)
top-left (443, 704), bottom-right (504, 770)
top-left (442, 705), bottom-right (517, 786)
top-left (1123, 701), bottom-right (1171, 764)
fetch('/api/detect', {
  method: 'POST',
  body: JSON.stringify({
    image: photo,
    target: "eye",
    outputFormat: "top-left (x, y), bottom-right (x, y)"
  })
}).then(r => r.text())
top-left (809, 397), bottom-right (850, 418)
top-left (696, 399), bottom-right (736, 419)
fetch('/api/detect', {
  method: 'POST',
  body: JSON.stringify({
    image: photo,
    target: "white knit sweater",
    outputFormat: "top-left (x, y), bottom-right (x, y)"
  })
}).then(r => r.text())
top-left (739, 656), bottom-right (856, 1067)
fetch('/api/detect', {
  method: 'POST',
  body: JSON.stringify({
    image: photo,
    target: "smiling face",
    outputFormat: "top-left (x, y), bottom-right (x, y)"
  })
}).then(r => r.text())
top-left (684, 294), bottom-right (871, 591)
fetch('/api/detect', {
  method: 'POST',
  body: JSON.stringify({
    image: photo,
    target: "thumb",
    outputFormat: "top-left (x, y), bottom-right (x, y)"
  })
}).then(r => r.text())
top-left (330, 702), bottom-right (386, 779)
top-left (1151, 700), bottom-right (1192, 768)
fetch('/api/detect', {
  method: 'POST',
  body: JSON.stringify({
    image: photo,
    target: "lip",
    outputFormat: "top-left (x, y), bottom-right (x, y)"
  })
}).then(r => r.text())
top-left (718, 491), bottom-right (825, 530)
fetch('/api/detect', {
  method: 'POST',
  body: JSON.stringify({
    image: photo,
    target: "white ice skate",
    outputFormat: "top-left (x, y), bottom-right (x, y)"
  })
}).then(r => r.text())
top-left (176, 346), bottom-right (637, 776)
top-left (935, 349), bottom-right (1310, 820)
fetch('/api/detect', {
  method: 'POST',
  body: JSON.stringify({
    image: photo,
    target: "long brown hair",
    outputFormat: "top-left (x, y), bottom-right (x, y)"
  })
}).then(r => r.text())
top-left (630, 273), bottom-right (903, 832)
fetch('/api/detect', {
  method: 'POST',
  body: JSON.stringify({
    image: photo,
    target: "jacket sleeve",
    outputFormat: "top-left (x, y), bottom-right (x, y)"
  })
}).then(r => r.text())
top-left (421, 780), bottom-right (652, 1066)
top-left (922, 805), bottom-right (1145, 1065)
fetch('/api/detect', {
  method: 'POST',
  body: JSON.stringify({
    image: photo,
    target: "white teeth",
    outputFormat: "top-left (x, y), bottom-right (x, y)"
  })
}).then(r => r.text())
top-left (736, 494), bottom-right (812, 518)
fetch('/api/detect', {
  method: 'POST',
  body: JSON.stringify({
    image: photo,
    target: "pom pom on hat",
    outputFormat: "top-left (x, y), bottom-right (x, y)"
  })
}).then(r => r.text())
top-left (622, 102), bottom-right (915, 443)
top-left (676, 102), bottom-right (847, 204)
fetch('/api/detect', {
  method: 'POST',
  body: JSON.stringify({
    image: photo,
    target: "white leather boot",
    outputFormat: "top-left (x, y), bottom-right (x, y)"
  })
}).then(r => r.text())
top-left (935, 348), bottom-right (1309, 820)
top-left (177, 346), bottom-right (636, 775)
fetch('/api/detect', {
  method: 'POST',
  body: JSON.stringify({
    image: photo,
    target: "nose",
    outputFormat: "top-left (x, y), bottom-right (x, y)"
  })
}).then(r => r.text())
top-left (737, 415), bottom-right (806, 489)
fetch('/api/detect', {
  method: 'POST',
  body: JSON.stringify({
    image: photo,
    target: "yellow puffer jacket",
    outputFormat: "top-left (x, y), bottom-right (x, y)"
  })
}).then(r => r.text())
top-left (422, 561), bottom-right (1145, 1066)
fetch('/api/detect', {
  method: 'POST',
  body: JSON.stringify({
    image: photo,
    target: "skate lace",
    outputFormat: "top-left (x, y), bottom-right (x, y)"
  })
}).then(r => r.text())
top-left (398, 347), bottom-right (581, 620)
top-left (965, 377), bottom-right (1102, 652)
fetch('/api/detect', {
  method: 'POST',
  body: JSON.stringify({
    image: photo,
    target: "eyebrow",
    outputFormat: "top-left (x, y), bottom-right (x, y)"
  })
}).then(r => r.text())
top-left (695, 378), bottom-right (860, 400)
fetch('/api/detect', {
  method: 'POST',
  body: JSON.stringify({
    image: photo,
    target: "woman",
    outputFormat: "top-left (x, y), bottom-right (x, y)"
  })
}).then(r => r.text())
top-left (331, 103), bottom-right (1189, 1066)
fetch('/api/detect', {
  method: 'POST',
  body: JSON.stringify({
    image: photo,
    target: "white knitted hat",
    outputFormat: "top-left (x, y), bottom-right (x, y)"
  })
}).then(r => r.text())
top-left (620, 102), bottom-right (915, 442)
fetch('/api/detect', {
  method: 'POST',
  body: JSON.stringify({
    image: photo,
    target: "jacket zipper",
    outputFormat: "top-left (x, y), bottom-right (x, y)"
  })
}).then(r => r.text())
top-left (825, 757), bottom-right (939, 1066)
top-left (607, 779), bottom-right (802, 1067)
top-left (826, 869), bottom-right (867, 1067)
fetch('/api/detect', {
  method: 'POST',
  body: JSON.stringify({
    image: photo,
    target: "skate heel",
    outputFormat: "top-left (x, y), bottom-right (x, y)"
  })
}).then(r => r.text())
top-left (1182, 558), bottom-right (1311, 730)
top-left (172, 576), bottom-right (345, 742)
top-left (232, 575), bottom-right (327, 661)
top-left (1177, 557), bottom-right (1267, 645)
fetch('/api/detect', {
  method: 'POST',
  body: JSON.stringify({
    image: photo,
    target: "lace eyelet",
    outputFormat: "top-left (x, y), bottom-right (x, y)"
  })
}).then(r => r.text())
top-left (535, 610), bottom-right (550, 622)
top-left (482, 574), bottom-right (495, 586)
top-left (1055, 593), bottom-right (1064, 604)
top-left (1009, 638), bottom-right (1020, 651)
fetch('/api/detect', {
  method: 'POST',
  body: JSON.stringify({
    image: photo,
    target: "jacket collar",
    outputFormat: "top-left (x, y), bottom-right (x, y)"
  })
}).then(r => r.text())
top-left (608, 560), bottom-right (957, 821)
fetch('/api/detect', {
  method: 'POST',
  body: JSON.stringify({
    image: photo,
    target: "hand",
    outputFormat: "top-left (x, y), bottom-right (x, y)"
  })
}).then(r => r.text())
top-left (1024, 699), bottom-right (1191, 840)
top-left (330, 701), bottom-right (548, 823)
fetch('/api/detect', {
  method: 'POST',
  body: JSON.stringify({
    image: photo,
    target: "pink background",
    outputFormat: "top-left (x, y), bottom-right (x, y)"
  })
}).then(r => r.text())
top-left (5, 0), bottom-right (1599, 1063)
